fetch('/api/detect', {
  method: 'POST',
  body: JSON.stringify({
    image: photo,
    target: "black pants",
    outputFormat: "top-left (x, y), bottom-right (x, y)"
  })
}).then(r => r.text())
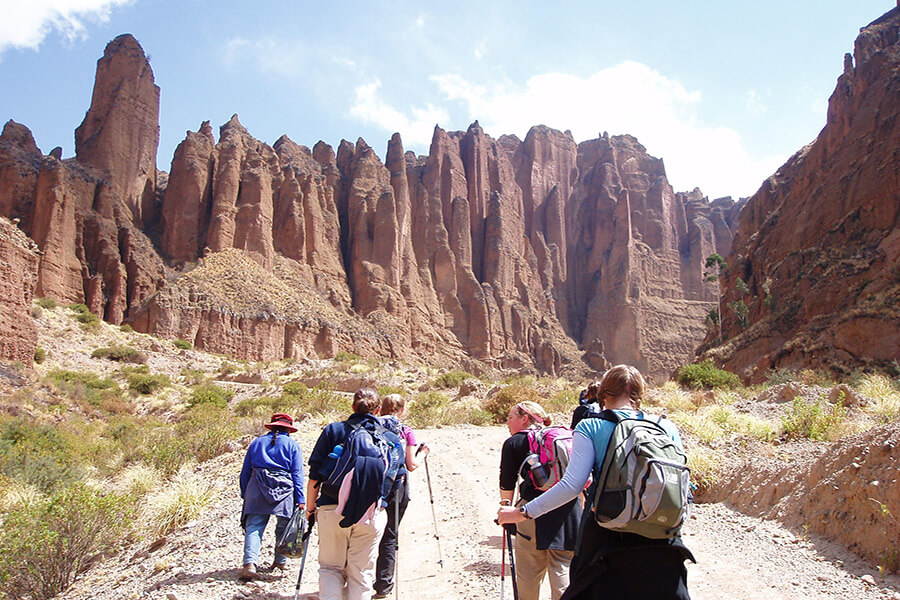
top-left (560, 518), bottom-right (693, 600)
top-left (374, 476), bottom-right (410, 595)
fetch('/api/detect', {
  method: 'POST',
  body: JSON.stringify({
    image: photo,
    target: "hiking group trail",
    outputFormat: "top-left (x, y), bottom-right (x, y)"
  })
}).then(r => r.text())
top-left (59, 425), bottom-right (900, 600)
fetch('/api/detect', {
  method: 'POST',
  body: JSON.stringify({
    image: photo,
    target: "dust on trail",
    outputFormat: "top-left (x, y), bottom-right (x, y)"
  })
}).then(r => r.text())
top-left (59, 425), bottom-right (900, 600)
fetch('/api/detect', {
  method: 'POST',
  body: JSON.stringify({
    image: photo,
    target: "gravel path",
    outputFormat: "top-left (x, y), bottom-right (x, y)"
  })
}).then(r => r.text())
top-left (59, 425), bottom-right (900, 600)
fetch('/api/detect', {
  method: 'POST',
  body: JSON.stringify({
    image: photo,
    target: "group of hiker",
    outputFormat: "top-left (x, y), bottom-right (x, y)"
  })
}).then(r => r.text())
top-left (238, 364), bottom-right (694, 600)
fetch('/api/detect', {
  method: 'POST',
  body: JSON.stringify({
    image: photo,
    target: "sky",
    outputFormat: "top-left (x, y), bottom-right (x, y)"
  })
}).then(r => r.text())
top-left (0, 1), bottom-right (893, 200)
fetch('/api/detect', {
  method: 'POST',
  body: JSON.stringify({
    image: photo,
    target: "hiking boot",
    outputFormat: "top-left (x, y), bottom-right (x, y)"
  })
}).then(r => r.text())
top-left (268, 562), bottom-right (287, 573)
top-left (239, 563), bottom-right (257, 581)
top-left (373, 593), bottom-right (389, 599)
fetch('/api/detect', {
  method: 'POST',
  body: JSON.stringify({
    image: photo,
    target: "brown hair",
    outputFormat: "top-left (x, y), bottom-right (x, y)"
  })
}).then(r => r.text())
top-left (585, 380), bottom-right (603, 402)
top-left (352, 387), bottom-right (380, 414)
top-left (381, 393), bottom-right (405, 416)
top-left (598, 365), bottom-right (646, 410)
top-left (514, 401), bottom-right (552, 427)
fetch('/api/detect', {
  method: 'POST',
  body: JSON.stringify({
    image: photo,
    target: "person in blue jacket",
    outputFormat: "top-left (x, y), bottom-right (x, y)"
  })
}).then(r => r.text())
top-left (239, 412), bottom-right (305, 581)
top-left (498, 365), bottom-right (694, 600)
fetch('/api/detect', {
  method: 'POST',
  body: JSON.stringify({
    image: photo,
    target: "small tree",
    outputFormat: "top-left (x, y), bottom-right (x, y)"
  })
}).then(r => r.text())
top-left (704, 254), bottom-right (727, 343)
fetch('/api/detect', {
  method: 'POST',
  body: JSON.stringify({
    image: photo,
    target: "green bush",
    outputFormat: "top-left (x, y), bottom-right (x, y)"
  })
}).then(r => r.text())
top-left (431, 369), bottom-right (475, 389)
top-left (33, 347), bottom-right (46, 364)
top-left (67, 303), bottom-right (100, 330)
top-left (377, 385), bottom-right (406, 397)
top-left (35, 297), bottom-right (57, 309)
top-left (47, 369), bottom-right (117, 390)
top-left (282, 381), bottom-right (308, 397)
top-left (180, 368), bottom-right (206, 385)
top-left (406, 391), bottom-right (450, 428)
top-left (482, 384), bottom-right (543, 424)
top-left (765, 367), bottom-right (796, 386)
top-left (46, 370), bottom-right (130, 414)
top-left (334, 350), bottom-right (362, 363)
top-left (119, 323), bottom-right (134, 333)
top-left (677, 359), bottom-right (740, 390)
top-left (781, 393), bottom-right (847, 441)
top-left (127, 373), bottom-right (171, 395)
top-left (174, 339), bottom-right (192, 350)
top-left (0, 482), bottom-right (133, 600)
top-left (0, 418), bottom-right (83, 493)
top-left (187, 383), bottom-right (234, 409)
top-left (91, 345), bottom-right (146, 363)
top-left (234, 396), bottom-right (283, 417)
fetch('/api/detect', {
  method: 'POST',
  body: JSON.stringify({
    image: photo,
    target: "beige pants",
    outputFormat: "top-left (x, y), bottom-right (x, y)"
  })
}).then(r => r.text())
top-left (316, 504), bottom-right (387, 600)
top-left (513, 516), bottom-right (574, 600)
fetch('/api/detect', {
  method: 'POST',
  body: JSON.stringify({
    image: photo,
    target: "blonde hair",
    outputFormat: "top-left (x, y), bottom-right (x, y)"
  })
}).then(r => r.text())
top-left (352, 388), bottom-right (380, 414)
top-left (599, 365), bottom-right (646, 410)
top-left (381, 393), bottom-right (405, 416)
top-left (514, 401), bottom-right (551, 427)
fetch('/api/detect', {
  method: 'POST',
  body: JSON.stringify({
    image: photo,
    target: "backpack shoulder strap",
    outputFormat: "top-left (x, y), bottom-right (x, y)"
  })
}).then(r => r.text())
top-left (597, 408), bottom-right (622, 424)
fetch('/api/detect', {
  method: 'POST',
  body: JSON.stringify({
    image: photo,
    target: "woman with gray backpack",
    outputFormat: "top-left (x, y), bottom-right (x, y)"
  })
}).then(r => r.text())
top-left (498, 365), bottom-right (694, 600)
top-left (499, 401), bottom-right (582, 600)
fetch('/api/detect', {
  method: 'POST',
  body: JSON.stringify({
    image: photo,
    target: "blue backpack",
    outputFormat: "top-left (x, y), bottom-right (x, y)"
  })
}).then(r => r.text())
top-left (322, 419), bottom-right (404, 506)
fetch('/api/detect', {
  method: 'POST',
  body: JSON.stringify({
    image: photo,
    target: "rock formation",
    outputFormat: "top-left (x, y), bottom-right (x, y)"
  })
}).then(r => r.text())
top-left (704, 8), bottom-right (900, 381)
top-left (0, 217), bottom-right (39, 364)
top-left (0, 33), bottom-right (740, 377)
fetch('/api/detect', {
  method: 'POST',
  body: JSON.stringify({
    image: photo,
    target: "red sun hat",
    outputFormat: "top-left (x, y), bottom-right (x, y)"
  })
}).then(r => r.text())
top-left (265, 412), bottom-right (298, 433)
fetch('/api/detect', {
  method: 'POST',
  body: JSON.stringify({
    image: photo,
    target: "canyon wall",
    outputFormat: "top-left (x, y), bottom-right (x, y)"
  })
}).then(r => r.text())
top-left (704, 8), bottom-right (900, 381)
top-left (0, 217), bottom-right (39, 364)
top-left (0, 34), bottom-right (738, 378)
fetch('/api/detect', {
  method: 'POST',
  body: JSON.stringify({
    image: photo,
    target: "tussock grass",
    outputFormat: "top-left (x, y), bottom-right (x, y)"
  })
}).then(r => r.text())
top-left (144, 469), bottom-right (218, 537)
top-left (482, 384), bottom-right (543, 424)
top-left (430, 369), bottom-right (476, 390)
top-left (686, 448), bottom-right (722, 498)
top-left (857, 374), bottom-right (900, 423)
top-left (676, 359), bottom-right (740, 390)
top-left (672, 404), bottom-right (776, 444)
top-left (114, 464), bottom-right (163, 496)
top-left (781, 394), bottom-right (849, 441)
top-left (0, 478), bottom-right (42, 511)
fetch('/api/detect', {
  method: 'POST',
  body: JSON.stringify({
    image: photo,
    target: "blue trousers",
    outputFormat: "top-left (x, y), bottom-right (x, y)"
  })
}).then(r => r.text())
top-left (243, 513), bottom-right (289, 567)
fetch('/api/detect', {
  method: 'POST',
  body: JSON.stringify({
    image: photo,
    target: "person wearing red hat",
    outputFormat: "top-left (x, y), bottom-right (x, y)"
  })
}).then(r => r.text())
top-left (239, 412), bottom-right (305, 580)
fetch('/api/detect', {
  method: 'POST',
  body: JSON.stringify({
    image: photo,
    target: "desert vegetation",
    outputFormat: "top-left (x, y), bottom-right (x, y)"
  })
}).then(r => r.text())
top-left (1, 300), bottom-right (899, 599)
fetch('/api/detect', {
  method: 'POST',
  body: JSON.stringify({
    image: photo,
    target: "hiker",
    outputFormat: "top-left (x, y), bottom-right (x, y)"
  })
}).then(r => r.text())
top-left (373, 394), bottom-right (430, 599)
top-left (239, 412), bottom-right (305, 581)
top-left (570, 381), bottom-right (602, 429)
top-left (498, 365), bottom-right (695, 600)
top-left (306, 388), bottom-right (402, 600)
top-left (500, 401), bottom-right (581, 600)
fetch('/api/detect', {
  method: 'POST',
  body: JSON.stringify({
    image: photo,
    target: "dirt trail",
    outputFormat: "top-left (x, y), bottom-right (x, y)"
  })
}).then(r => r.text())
top-left (59, 425), bottom-right (900, 600)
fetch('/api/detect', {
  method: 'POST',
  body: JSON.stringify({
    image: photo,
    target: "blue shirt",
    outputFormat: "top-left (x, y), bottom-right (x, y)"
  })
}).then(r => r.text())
top-left (240, 431), bottom-right (305, 508)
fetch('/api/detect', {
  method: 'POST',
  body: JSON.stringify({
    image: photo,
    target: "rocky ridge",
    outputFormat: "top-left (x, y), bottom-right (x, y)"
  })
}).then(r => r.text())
top-left (0, 217), bottom-right (39, 363)
top-left (2, 33), bottom-right (739, 378)
top-left (705, 8), bottom-right (900, 381)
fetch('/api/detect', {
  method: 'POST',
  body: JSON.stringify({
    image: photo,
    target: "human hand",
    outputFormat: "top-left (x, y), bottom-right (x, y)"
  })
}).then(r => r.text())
top-left (417, 443), bottom-right (430, 457)
top-left (497, 506), bottom-right (525, 525)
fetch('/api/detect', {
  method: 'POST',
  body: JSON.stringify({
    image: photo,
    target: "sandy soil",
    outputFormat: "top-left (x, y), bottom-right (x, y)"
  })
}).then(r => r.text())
top-left (55, 423), bottom-right (900, 600)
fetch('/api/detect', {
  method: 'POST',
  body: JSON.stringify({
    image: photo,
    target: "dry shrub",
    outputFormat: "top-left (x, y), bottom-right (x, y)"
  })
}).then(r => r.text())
top-left (686, 448), bottom-right (722, 499)
top-left (482, 384), bottom-right (542, 424)
top-left (857, 374), bottom-right (900, 423)
top-left (144, 468), bottom-right (218, 537)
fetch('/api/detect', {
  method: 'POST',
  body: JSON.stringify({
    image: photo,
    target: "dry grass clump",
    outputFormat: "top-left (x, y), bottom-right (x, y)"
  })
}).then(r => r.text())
top-left (114, 464), bottom-right (163, 496)
top-left (857, 374), bottom-right (900, 423)
top-left (144, 468), bottom-right (218, 537)
top-left (0, 478), bottom-right (42, 511)
top-left (672, 404), bottom-right (776, 444)
top-left (406, 390), bottom-right (492, 428)
top-left (482, 384), bottom-right (543, 424)
top-left (685, 447), bottom-right (722, 498)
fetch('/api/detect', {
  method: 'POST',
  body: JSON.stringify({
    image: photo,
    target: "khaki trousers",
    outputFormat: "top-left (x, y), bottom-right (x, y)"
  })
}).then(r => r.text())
top-left (316, 504), bottom-right (387, 600)
top-left (514, 516), bottom-right (574, 600)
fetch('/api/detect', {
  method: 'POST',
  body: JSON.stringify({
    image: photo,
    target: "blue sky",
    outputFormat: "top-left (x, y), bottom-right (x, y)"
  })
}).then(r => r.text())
top-left (0, 0), bottom-right (892, 199)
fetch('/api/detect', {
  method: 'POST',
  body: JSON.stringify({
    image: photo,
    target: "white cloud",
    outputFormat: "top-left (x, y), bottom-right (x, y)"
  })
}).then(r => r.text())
top-left (0, 0), bottom-right (133, 57)
top-left (473, 40), bottom-right (486, 60)
top-left (349, 78), bottom-right (449, 147)
top-left (430, 63), bottom-right (783, 198)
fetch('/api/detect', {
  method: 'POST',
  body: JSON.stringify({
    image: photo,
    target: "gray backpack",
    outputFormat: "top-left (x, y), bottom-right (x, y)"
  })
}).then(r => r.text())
top-left (591, 410), bottom-right (691, 539)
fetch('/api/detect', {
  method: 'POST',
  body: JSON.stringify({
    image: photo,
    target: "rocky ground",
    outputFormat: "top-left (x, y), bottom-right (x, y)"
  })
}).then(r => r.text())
top-left (55, 424), bottom-right (900, 600)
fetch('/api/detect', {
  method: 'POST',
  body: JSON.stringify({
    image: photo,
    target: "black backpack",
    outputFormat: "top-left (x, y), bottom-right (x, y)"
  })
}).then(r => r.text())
top-left (322, 419), bottom-right (403, 504)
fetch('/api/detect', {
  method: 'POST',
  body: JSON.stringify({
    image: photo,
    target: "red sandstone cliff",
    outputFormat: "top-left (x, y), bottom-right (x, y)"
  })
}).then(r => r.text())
top-left (704, 8), bottom-right (900, 381)
top-left (0, 217), bottom-right (39, 364)
top-left (0, 33), bottom-right (739, 377)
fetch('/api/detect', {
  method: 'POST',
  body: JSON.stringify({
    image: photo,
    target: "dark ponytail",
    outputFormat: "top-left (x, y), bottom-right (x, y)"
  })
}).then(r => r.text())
top-left (270, 430), bottom-right (279, 446)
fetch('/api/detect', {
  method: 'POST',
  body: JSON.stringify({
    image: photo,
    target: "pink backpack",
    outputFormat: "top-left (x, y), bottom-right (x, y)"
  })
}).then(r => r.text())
top-left (521, 426), bottom-right (574, 491)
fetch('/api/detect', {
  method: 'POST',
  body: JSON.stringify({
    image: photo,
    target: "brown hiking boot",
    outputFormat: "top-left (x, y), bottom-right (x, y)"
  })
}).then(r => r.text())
top-left (268, 562), bottom-right (286, 573)
top-left (239, 563), bottom-right (257, 581)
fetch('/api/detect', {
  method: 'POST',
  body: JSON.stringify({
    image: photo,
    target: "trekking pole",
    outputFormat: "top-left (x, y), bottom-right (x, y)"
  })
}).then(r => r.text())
top-left (423, 456), bottom-right (444, 569)
top-left (293, 513), bottom-right (316, 600)
top-left (395, 479), bottom-right (401, 600)
top-left (504, 526), bottom-right (519, 600)
top-left (500, 528), bottom-right (506, 600)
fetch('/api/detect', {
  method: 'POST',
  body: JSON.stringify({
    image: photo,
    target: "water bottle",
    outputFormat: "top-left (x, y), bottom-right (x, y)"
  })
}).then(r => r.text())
top-left (328, 444), bottom-right (344, 459)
